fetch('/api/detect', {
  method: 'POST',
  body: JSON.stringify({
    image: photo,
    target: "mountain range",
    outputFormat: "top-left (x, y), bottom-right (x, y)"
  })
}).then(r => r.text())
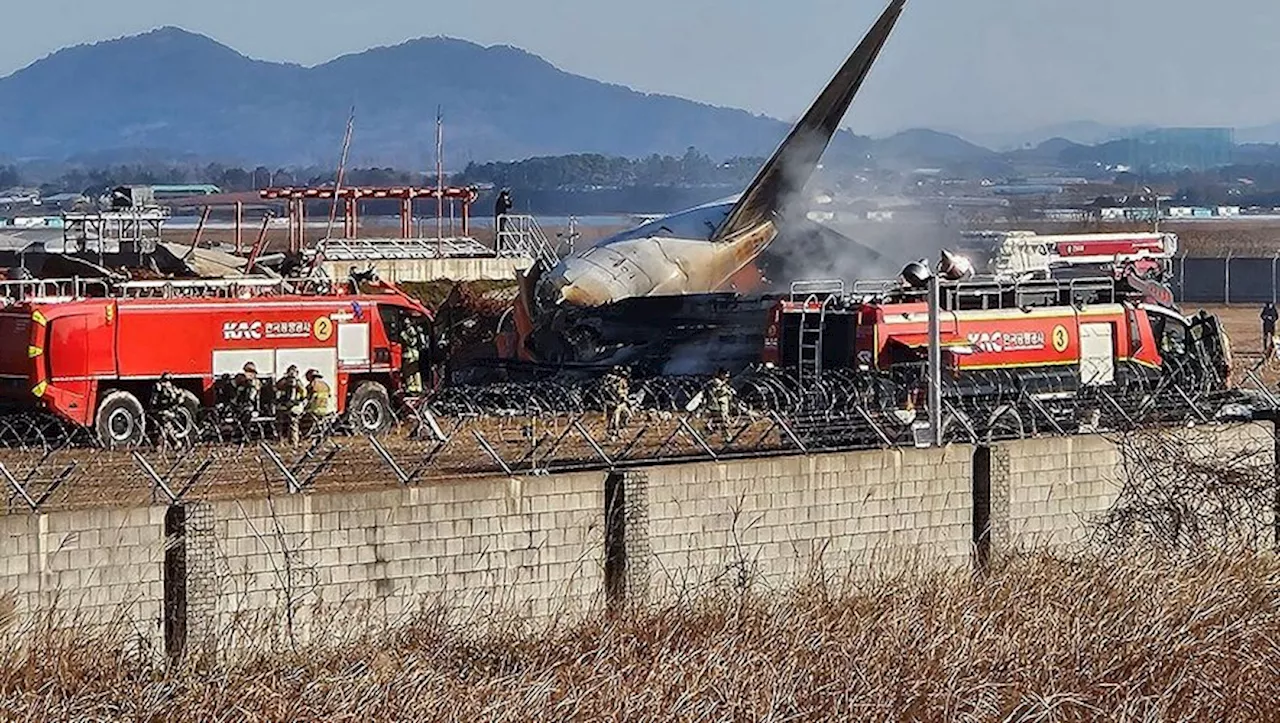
top-left (1, 27), bottom-right (1279, 168)
top-left (0, 27), bottom-right (799, 166)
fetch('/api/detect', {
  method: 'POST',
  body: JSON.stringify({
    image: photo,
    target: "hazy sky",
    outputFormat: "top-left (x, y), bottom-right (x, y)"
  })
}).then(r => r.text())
top-left (4, 0), bottom-right (1280, 139)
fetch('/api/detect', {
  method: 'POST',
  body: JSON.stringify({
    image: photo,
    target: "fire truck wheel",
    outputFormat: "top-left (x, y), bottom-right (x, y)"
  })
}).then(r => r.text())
top-left (96, 390), bottom-right (146, 448)
top-left (350, 381), bottom-right (394, 436)
top-left (171, 390), bottom-right (201, 442)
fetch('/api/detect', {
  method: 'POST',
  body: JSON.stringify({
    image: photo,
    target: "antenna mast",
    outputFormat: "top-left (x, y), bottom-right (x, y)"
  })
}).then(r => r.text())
top-left (326, 107), bottom-right (356, 243)
top-left (436, 106), bottom-right (444, 256)
top-left (308, 107), bottom-right (354, 275)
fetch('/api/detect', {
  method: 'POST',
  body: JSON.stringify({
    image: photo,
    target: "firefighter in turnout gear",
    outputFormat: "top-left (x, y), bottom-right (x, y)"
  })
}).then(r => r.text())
top-left (235, 362), bottom-right (262, 428)
top-left (304, 369), bottom-right (334, 436)
top-left (401, 321), bottom-right (424, 396)
top-left (705, 368), bottom-right (736, 436)
top-left (275, 365), bottom-right (307, 445)
top-left (149, 372), bottom-right (184, 449)
top-left (1263, 303), bottom-right (1279, 356)
top-left (601, 365), bottom-right (631, 439)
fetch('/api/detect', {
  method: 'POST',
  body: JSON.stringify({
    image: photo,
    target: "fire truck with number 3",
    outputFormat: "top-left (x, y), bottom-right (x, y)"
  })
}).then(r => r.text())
top-left (0, 275), bottom-right (433, 446)
top-left (762, 244), bottom-right (1234, 441)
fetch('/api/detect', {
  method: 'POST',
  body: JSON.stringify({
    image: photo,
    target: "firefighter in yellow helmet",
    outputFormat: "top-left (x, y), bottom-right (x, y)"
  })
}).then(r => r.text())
top-left (600, 365), bottom-right (631, 439)
top-left (705, 367), bottom-right (735, 436)
top-left (304, 368), bottom-right (333, 436)
top-left (401, 321), bottom-right (424, 396)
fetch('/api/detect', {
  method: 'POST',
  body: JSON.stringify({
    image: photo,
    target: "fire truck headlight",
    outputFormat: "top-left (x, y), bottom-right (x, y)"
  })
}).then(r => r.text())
top-left (26, 346), bottom-right (41, 358)
top-left (31, 381), bottom-right (47, 398)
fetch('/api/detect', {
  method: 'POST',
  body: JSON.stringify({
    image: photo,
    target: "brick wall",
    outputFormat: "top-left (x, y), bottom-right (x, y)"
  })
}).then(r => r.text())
top-left (623, 446), bottom-right (975, 602)
top-left (0, 505), bottom-right (165, 651)
top-left (188, 471), bottom-right (606, 650)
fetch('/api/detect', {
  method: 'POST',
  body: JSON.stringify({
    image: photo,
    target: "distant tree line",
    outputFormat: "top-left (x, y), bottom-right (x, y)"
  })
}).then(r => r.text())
top-left (453, 147), bottom-right (766, 191)
top-left (0, 147), bottom-right (766, 196)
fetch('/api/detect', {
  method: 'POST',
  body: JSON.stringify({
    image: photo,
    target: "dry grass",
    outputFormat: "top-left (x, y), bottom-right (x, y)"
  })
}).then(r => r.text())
top-left (4, 552), bottom-right (1280, 721)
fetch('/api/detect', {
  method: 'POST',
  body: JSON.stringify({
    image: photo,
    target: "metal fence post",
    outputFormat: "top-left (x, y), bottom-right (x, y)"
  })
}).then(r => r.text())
top-left (1225, 250), bottom-right (1233, 305)
top-left (1178, 253), bottom-right (1186, 305)
top-left (1272, 250), bottom-right (1279, 306)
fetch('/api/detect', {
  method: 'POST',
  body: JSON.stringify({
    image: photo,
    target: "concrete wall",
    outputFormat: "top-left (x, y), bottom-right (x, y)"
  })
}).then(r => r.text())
top-left (0, 423), bottom-right (1274, 658)
top-left (989, 435), bottom-right (1125, 553)
top-left (0, 505), bottom-right (165, 650)
top-left (187, 471), bottom-right (605, 651)
top-left (618, 446), bottom-right (975, 603)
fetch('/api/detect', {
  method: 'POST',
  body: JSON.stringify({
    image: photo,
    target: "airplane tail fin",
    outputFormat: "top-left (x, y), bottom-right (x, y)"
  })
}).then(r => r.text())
top-left (713, 0), bottom-right (906, 242)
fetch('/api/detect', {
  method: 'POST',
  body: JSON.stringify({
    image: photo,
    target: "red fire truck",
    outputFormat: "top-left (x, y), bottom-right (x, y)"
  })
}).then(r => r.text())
top-left (0, 276), bottom-right (432, 446)
top-left (762, 274), bottom-right (1231, 437)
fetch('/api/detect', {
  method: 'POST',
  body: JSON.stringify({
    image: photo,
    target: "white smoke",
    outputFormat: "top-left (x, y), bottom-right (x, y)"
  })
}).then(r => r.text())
top-left (764, 213), bottom-right (960, 289)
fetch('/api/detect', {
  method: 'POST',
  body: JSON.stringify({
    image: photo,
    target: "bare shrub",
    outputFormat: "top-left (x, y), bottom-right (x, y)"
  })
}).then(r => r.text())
top-left (1095, 426), bottom-right (1276, 551)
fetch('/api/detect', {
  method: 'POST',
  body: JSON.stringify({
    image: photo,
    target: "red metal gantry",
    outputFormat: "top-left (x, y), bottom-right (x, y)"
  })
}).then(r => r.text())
top-left (259, 186), bottom-right (481, 253)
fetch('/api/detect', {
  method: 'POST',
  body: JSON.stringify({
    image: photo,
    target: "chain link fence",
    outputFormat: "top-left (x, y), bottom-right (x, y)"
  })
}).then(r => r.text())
top-left (1174, 255), bottom-right (1280, 304)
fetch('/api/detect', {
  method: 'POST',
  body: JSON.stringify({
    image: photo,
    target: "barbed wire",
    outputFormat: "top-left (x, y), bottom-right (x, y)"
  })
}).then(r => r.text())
top-left (0, 365), bottom-right (1266, 514)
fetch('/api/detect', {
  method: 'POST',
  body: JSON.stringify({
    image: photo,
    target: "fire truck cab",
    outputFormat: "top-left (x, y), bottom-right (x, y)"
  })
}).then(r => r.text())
top-left (0, 276), bottom-right (433, 446)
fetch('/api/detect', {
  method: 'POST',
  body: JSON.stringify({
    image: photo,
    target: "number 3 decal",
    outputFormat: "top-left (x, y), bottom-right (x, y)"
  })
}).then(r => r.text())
top-left (1052, 325), bottom-right (1069, 353)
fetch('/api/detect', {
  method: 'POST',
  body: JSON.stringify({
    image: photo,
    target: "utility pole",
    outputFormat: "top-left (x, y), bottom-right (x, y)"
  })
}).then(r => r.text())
top-left (1143, 185), bottom-right (1160, 233)
top-left (436, 106), bottom-right (444, 256)
top-left (927, 270), bottom-right (943, 446)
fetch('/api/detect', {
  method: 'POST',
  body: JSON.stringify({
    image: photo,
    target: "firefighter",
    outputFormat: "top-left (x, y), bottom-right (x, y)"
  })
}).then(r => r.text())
top-left (240, 362), bottom-right (261, 404)
top-left (705, 368), bottom-right (736, 436)
top-left (214, 373), bottom-right (235, 410)
top-left (274, 365), bottom-right (307, 445)
top-left (601, 365), bottom-right (631, 439)
top-left (235, 362), bottom-right (262, 424)
top-left (304, 369), bottom-right (334, 436)
top-left (494, 188), bottom-right (513, 242)
top-left (401, 321), bottom-right (424, 396)
top-left (149, 372), bottom-right (184, 449)
top-left (1263, 303), bottom-right (1278, 355)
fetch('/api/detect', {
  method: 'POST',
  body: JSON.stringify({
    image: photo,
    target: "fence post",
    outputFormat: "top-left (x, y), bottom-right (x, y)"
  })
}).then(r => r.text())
top-left (1178, 254), bottom-right (1186, 305)
top-left (1225, 250), bottom-right (1233, 305)
top-left (163, 505), bottom-right (187, 665)
top-left (1272, 251), bottom-right (1279, 306)
top-left (972, 446), bottom-right (992, 575)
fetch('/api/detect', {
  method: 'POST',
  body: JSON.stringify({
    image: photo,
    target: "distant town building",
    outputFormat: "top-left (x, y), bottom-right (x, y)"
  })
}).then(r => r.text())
top-left (1041, 209), bottom-right (1091, 223)
top-left (1098, 207), bottom-right (1157, 222)
top-left (1166, 206), bottom-right (1215, 219)
top-left (149, 184), bottom-right (222, 200)
top-left (1120, 128), bottom-right (1235, 171)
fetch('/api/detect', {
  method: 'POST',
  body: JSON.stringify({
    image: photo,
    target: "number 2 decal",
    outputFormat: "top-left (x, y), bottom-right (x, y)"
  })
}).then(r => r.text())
top-left (313, 316), bottom-right (334, 342)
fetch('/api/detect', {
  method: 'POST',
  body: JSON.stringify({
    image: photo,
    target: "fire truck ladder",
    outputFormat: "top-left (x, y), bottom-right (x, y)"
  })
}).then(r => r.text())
top-left (110, 277), bottom-right (335, 299)
top-left (0, 276), bottom-right (342, 302)
top-left (791, 280), bottom-right (845, 389)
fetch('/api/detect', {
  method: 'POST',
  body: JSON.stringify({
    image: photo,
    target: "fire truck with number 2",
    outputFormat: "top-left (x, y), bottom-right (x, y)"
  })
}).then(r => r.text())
top-left (0, 276), bottom-right (433, 446)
